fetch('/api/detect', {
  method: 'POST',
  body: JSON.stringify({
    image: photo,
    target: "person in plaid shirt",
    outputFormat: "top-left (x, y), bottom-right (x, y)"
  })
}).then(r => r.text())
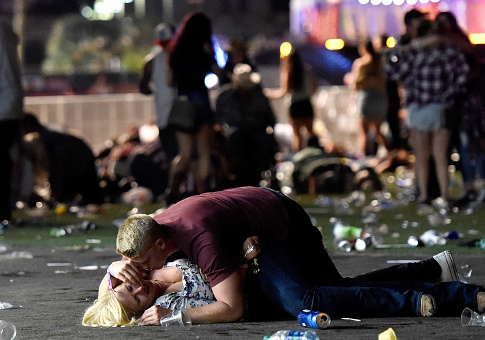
top-left (384, 19), bottom-right (469, 206)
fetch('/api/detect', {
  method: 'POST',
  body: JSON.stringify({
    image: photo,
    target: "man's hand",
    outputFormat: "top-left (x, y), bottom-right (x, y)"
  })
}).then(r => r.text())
top-left (109, 259), bottom-right (145, 288)
top-left (243, 236), bottom-right (261, 260)
top-left (138, 305), bottom-right (172, 326)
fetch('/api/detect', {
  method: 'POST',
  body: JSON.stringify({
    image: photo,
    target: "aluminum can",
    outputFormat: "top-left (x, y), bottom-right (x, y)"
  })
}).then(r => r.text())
top-left (297, 309), bottom-right (331, 329)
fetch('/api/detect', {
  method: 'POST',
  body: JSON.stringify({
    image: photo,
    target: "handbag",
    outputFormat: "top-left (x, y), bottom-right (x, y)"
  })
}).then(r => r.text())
top-left (168, 96), bottom-right (199, 131)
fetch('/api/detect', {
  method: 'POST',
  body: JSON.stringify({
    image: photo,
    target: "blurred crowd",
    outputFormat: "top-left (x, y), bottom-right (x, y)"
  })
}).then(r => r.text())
top-left (2, 9), bottom-right (485, 225)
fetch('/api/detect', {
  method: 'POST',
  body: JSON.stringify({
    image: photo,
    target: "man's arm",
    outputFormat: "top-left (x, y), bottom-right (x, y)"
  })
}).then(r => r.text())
top-left (137, 269), bottom-right (246, 325)
top-left (98, 259), bottom-right (145, 298)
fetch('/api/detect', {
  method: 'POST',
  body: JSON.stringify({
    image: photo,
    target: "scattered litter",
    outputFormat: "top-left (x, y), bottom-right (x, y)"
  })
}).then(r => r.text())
top-left (47, 263), bottom-right (72, 267)
top-left (77, 265), bottom-right (99, 271)
top-left (341, 317), bottom-right (361, 322)
top-left (459, 264), bottom-right (473, 283)
top-left (0, 302), bottom-right (22, 310)
top-left (86, 239), bottom-right (102, 244)
top-left (0, 251), bottom-right (33, 260)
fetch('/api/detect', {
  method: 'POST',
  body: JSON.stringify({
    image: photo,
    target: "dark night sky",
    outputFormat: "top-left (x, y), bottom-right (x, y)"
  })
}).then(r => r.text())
top-left (1, 0), bottom-right (95, 16)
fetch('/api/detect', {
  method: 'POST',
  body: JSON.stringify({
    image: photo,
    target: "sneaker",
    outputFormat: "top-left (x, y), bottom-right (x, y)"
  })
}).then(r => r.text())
top-left (433, 250), bottom-right (458, 282)
top-left (420, 294), bottom-right (436, 317)
top-left (478, 292), bottom-right (485, 313)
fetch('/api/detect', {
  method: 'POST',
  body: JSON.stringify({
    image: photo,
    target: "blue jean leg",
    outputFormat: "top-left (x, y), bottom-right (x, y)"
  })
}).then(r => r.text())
top-left (340, 279), bottom-right (483, 316)
top-left (256, 239), bottom-right (422, 318)
top-left (353, 258), bottom-right (441, 283)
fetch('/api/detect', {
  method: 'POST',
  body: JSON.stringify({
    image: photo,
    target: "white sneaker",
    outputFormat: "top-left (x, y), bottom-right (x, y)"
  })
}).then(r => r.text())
top-left (433, 250), bottom-right (458, 282)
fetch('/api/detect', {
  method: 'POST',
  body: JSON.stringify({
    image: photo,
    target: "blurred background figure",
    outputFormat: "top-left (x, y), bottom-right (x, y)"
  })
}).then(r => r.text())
top-left (0, 17), bottom-right (23, 225)
top-left (385, 19), bottom-right (469, 206)
top-left (165, 12), bottom-right (220, 204)
top-left (20, 113), bottom-right (102, 206)
top-left (220, 39), bottom-right (257, 86)
top-left (267, 49), bottom-right (318, 152)
top-left (345, 38), bottom-right (389, 158)
top-left (434, 11), bottom-right (485, 207)
top-left (139, 23), bottom-right (178, 161)
top-left (215, 63), bottom-right (277, 188)
top-left (373, 34), bottom-right (407, 152)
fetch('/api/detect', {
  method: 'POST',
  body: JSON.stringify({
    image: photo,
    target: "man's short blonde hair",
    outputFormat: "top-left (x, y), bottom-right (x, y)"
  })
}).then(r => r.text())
top-left (116, 214), bottom-right (165, 258)
top-left (82, 293), bottom-right (137, 327)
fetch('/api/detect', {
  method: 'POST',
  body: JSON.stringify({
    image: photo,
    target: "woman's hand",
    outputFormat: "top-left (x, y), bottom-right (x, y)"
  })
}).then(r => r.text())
top-left (137, 305), bottom-right (172, 326)
top-left (242, 236), bottom-right (261, 260)
top-left (109, 259), bottom-right (145, 288)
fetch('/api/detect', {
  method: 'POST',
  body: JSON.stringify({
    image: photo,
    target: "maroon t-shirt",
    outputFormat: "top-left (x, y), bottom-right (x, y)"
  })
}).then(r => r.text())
top-left (153, 187), bottom-right (289, 287)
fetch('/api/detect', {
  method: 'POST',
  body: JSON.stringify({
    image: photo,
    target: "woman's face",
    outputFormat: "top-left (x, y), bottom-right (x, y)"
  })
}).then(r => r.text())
top-left (114, 281), bottom-right (158, 315)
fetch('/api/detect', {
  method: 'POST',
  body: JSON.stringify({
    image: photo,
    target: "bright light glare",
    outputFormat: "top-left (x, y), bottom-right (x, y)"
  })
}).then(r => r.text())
top-left (81, 6), bottom-right (94, 18)
top-left (382, 0), bottom-right (392, 5)
top-left (280, 42), bottom-right (292, 58)
top-left (470, 33), bottom-right (485, 44)
top-left (205, 73), bottom-right (219, 89)
top-left (406, 0), bottom-right (418, 5)
top-left (419, 0), bottom-right (429, 3)
top-left (358, 0), bottom-right (370, 4)
top-left (393, 0), bottom-right (405, 4)
top-left (386, 37), bottom-right (396, 48)
top-left (370, 0), bottom-right (381, 5)
top-left (325, 39), bottom-right (345, 50)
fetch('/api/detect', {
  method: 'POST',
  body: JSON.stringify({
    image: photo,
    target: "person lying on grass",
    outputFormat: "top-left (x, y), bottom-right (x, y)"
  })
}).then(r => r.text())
top-left (82, 237), bottom-right (260, 327)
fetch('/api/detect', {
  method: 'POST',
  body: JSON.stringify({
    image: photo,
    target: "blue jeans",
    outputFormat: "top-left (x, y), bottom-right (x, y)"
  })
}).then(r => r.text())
top-left (254, 189), bottom-right (483, 318)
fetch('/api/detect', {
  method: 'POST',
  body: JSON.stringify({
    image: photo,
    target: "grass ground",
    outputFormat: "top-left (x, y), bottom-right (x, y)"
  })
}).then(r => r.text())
top-left (1, 172), bottom-right (484, 256)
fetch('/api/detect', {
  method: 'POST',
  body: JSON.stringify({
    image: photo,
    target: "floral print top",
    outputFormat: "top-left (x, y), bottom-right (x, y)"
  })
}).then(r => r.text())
top-left (154, 258), bottom-right (216, 310)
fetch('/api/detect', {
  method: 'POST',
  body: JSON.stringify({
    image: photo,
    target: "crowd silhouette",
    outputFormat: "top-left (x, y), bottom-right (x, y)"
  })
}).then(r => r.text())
top-left (3, 9), bottom-right (485, 218)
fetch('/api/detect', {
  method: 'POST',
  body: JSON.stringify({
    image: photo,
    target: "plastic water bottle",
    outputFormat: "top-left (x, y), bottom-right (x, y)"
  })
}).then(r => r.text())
top-left (0, 320), bottom-right (16, 340)
top-left (264, 330), bottom-right (319, 340)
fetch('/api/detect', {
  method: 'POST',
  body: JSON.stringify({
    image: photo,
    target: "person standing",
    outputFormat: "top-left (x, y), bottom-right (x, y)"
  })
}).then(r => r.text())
top-left (165, 12), bottom-right (220, 204)
top-left (215, 64), bottom-right (277, 187)
top-left (345, 39), bottom-right (389, 157)
top-left (266, 49), bottom-right (318, 152)
top-left (434, 11), bottom-right (485, 206)
top-left (385, 19), bottom-right (469, 206)
top-left (0, 17), bottom-right (23, 225)
top-left (139, 23), bottom-right (178, 161)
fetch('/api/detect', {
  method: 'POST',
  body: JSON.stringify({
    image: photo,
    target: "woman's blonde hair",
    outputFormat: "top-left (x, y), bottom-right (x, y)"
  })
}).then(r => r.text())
top-left (116, 214), bottom-right (166, 258)
top-left (82, 293), bottom-right (137, 327)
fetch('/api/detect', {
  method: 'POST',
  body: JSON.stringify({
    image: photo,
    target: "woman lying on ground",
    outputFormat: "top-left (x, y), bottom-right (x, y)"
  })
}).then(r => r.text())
top-left (82, 237), bottom-right (260, 327)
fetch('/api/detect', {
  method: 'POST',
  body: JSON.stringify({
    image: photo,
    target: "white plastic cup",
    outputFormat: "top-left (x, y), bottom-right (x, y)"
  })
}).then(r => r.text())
top-left (461, 307), bottom-right (485, 326)
top-left (0, 320), bottom-right (16, 340)
top-left (159, 309), bottom-right (192, 330)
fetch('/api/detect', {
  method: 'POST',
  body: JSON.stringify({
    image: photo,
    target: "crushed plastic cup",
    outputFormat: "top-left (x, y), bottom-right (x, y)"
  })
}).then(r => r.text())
top-left (0, 303), bottom-right (22, 310)
top-left (159, 309), bottom-right (191, 330)
top-left (0, 320), bottom-right (16, 340)
top-left (461, 307), bottom-right (485, 326)
top-left (378, 327), bottom-right (397, 340)
top-left (458, 264), bottom-right (472, 283)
